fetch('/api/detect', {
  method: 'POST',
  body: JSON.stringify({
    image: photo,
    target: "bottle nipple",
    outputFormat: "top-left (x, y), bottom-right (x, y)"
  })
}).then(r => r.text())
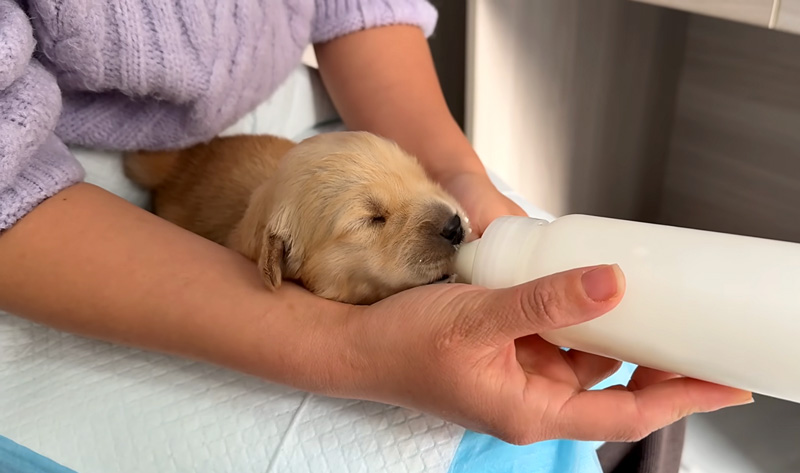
top-left (454, 239), bottom-right (480, 283)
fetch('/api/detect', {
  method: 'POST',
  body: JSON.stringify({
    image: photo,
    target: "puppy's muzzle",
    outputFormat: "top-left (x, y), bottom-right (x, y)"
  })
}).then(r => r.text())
top-left (440, 214), bottom-right (464, 246)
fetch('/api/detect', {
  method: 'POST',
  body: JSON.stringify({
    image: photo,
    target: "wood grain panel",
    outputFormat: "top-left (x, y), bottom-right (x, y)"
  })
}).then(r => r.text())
top-left (658, 16), bottom-right (800, 242)
top-left (630, 0), bottom-right (775, 26)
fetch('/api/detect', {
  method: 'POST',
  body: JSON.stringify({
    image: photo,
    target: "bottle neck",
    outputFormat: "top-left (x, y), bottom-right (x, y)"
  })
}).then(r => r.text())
top-left (456, 216), bottom-right (551, 288)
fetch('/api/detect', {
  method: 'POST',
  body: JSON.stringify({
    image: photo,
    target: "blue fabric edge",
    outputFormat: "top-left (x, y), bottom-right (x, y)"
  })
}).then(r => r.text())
top-left (0, 436), bottom-right (78, 473)
top-left (448, 362), bottom-right (638, 473)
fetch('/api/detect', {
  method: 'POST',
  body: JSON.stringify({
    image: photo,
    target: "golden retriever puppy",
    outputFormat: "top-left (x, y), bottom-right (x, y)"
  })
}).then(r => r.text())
top-left (124, 132), bottom-right (470, 304)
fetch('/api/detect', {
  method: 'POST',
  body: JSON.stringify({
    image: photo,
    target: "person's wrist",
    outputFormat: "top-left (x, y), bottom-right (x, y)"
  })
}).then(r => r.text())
top-left (438, 168), bottom-right (493, 191)
top-left (314, 302), bottom-right (378, 400)
top-left (406, 133), bottom-right (486, 185)
top-left (240, 283), bottom-right (363, 397)
top-left (426, 152), bottom-right (488, 188)
top-left (324, 302), bottom-right (410, 405)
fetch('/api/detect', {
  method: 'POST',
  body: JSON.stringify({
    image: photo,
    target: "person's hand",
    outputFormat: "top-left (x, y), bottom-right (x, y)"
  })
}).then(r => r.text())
top-left (342, 264), bottom-right (752, 444)
top-left (441, 171), bottom-right (528, 237)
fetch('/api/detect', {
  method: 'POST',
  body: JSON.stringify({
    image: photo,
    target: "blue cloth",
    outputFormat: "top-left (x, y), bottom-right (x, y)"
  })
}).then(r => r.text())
top-left (449, 362), bottom-right (638, 473)
top-left (0, 436), bottom-right (77, 473)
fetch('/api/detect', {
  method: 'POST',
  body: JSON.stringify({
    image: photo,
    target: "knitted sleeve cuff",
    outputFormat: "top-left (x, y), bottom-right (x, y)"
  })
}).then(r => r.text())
top-left (0, 134), bottom-right (85, 231)
top-left (311, 0), bottom-right (438, 44)
top-left (0, 0), bottom-right (86, 232)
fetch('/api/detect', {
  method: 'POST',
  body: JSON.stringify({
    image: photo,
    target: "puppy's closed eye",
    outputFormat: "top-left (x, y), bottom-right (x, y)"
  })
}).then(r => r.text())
top-left (366, 198), bottom-right (388, 226)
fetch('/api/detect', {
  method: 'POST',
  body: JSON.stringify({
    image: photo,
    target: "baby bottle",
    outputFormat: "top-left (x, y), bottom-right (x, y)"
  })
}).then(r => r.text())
top-left (455, 215), bottom-right (800, 403)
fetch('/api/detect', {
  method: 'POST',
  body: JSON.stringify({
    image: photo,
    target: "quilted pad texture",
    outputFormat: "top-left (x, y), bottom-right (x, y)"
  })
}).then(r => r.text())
top-left (0, 313), bottom-right (465, 472)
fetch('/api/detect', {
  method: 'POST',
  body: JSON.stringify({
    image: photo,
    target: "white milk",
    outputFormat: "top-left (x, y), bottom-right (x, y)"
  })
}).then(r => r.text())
top-left (455, 215), bottom-right (800, 403)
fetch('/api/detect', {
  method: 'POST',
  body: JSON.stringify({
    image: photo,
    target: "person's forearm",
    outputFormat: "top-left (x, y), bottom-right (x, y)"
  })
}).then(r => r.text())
top-left (0, 184), bottom-right (354, 395)
top-left (314, 25), bottom-right (486, 185)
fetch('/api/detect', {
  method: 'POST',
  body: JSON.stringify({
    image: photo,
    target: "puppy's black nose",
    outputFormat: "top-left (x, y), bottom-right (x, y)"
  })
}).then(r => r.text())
top-left (441, 214), bottom-right (464, 245)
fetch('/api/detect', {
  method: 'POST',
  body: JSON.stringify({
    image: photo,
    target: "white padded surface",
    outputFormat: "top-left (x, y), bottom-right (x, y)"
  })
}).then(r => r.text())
top-left (0, 65), bottom-right (554, 472)
top-left (0, 314), bottom-right (466, 473)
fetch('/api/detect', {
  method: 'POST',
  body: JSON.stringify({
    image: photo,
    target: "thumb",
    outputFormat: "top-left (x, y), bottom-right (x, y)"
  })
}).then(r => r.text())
top-left (478, 265), bottom-right (626, 342)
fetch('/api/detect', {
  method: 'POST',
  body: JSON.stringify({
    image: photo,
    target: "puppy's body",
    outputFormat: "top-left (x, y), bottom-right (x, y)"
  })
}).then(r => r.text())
top-left (125, 132), bottom-right (469, 304)
top-left (125, 135), bottom-right (294, 245)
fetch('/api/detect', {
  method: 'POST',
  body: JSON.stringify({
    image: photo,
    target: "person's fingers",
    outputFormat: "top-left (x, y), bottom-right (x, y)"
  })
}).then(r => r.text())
top-left (476, 264), bottom-right (626, 342)
top-left (515, 337), bottom-right (620, 389)
top-left (477, 198), bottom-right (528, 235)
top-left (457, 183), bottom-right (527, 236)
top-left (514, 335), bottom-right (562, 372)
top-left (514, 336), bottom-right (578, 384)
top-left (551, 377), bottom-right (753, 442)
top-left (628, 366), bottom-right (682, 390)
top-left (561, 349), bottom-right (623, 389)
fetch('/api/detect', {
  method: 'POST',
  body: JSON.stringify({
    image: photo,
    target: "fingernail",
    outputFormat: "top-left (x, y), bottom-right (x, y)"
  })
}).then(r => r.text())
top-left (581, 265), bottom-right (620, 302)
top-left (699, 391), bottom-right (754, 414)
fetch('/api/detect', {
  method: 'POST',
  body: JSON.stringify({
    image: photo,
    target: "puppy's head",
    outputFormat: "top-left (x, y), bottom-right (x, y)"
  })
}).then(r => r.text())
top-left (231, 131), bottom-right (470, 305)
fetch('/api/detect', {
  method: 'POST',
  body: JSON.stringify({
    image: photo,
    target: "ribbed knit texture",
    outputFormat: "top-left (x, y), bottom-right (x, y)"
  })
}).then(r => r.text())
top-left (0, 0), bottom-right (437, 230)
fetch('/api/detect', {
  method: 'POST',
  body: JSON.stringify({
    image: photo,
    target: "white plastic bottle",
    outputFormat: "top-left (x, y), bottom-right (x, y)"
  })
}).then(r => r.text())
top-left (454, 214), bottom-right (800, 403)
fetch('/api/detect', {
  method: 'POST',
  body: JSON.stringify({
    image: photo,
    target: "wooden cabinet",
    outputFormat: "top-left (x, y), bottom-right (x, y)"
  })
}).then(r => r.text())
top-left (466, 0), bottom-right (800, 241)
top-left (465, 0), bottom-right (688, 218)
top-left (658, 15), bottom-right (800, 242)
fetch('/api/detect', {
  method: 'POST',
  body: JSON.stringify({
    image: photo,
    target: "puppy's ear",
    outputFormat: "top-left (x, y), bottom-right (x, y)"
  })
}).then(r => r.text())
top-left (227, 182), bottom-right (291, 290)
top-left (257, 231), bottom-right (288, 290)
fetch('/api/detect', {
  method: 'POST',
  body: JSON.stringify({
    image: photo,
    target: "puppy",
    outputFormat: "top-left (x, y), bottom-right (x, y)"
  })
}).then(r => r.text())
top-left (124, 132), bottom-right (470, 304)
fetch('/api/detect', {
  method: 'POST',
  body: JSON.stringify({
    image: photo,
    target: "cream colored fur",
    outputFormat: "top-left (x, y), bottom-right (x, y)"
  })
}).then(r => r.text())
top-left (124, 132), bottom-right (469, 304)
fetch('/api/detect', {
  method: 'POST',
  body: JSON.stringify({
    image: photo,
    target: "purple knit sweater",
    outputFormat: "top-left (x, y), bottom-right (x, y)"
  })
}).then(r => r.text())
top-left (0, 0), bottom-right (437, 230)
